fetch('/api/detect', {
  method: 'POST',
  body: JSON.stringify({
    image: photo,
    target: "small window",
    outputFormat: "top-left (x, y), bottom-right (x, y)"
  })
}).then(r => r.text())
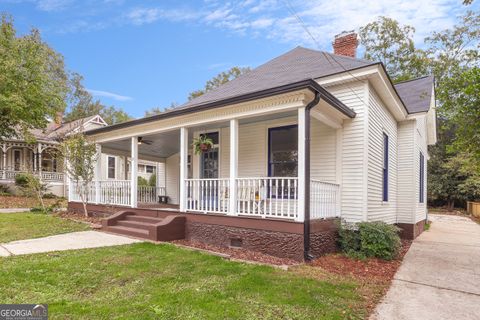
top-left (268, 125), bottom-right (298, 177)
top-left (382, 133), bottom-right (389, 202)
top-left (420, 152), bottom-right (425, 203)
top-left (107, 156), bottom-right (116, 179)
top-left (146, 165), bottom-right (154, 173)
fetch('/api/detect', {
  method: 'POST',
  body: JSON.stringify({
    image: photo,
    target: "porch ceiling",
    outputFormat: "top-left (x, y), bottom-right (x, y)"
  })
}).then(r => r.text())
top-left (101, 129), bottom-right (181, 159)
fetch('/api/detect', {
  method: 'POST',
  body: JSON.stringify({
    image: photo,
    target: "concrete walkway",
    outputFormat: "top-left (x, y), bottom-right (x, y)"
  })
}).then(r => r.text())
top-left (0, 208), bottom-right (31, 213)
top-left (372, 214), bottom-right (480, 320)
top-left (0, 231), bottom-right (142, 257)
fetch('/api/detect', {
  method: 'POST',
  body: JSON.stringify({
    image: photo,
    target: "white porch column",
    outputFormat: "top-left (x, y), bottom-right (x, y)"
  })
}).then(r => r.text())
top-left (297, 107), bottom-right (306, 222)
top-left (179, 127), bottom-right (188, 212)
top-left (123, 156), bottom-right (128, 180)
top-left (37, 143), bottom-right (42, 179)
top-left (95, 144), bottom-right (102, 204)
top-left (130, 137), bottom-right (138, 208)
top-left (229, 119), bottom-right (238, 215)
top-left (2, 144), bottom-right (6, 180)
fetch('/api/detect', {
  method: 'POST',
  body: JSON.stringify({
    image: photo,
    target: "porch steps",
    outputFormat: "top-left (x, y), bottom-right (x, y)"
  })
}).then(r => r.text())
top-left (101, 210), bottom-right (185, 242)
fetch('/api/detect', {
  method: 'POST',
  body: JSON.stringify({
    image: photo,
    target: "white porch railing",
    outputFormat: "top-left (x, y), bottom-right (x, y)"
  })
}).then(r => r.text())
top-left (0, 170), bottom-right (64, 182)
top-left (70, 180), bottom-right (131, 206)
top-left (138, 186), bottom-right (166, 203)
top-left (310, 180), bottom-right (341, 219)
top-left (185, 178), bottom-right (230, 214)
top-left (236, 177), bottom-right (298, 219)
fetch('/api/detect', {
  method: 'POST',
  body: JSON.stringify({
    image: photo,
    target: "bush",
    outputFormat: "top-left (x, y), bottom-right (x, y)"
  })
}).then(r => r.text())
top-left (338, 221), bottom-right (401, 260)
top-left (0, 184), bottom-right (11, 195)
top-left (148, 174), bottom-right (156, 187)
top-left (138, 176), bottom-right (149, 187)
top-left (43, 192), bottom-right (57, 199)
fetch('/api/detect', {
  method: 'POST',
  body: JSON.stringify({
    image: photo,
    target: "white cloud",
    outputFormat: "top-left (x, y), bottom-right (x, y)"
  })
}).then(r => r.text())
top-left (36, 0), bottom-right (72, 12)
top-left (87, 89), bottom-right (132, 102)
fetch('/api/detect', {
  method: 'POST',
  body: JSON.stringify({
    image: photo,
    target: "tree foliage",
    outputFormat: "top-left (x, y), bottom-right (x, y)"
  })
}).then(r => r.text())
top-left (15, 173), bottom-right (49, 212)
top-left (64, 73), bottom-right (132, 125)
top-left (359, 16), bottom-right (429, 81)
top-left (144, 102), bottom-right (178, 117)
top-left (0, 15), bottom-right (68, 140)
top-left (188, 66), bottom-right (250, 100)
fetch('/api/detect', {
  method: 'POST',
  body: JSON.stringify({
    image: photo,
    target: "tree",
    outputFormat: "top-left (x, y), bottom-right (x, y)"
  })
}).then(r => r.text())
top-left (188, 66), bottom-right (250, 100)
top-left (15, 173), bottom-right (49, 212)
top-left (0, 15), bottom-right (69, 140)
top-left (59, 134), bottom-right (98, 217)
top-left (359, 16), bottom-right (429, 81)
top-left (65, 73), bottom-right (132, 125)
top-left (144, 102), bottom-right (178, 117)
top-left (438, 67), bottom-right (480, 157)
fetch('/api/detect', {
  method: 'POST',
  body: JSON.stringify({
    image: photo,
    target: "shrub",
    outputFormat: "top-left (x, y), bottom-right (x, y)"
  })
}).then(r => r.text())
top-left (338, 221), bottom-right (401, 260)
top-left (0, 184), bottom-right (11, 195)
top-left (43, 192), bottom-right (57, 199)
top-left (358, 222), bottom-right (401, 260)
top-left (148, 174), bottom-right (156, 187)
top-left (138, 176), bottom-right (149, 187)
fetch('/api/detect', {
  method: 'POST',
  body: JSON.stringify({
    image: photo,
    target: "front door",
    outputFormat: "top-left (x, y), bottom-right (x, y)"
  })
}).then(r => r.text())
top-left (13, 149), bottom-right (22, 171)
top-left (200, 132), bottom-right (219, 179)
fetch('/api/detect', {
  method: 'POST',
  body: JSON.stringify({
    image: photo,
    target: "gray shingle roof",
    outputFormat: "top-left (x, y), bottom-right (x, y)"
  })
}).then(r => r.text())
top-left (394, 76), bottom-right (434, 114)
top-left (180, 46), bottom-right (375, 109)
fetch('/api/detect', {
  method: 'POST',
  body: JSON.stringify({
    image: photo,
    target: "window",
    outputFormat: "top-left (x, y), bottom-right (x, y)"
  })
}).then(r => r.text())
top-left (107, 156), bottom-right (116, 179)
top-left (420, 152), bottom-right (425, 203)
top-left (382, 133), bottom-right (389, 202)
top-left (146, 165), bottom-right (155, 173)
top-left (268, 125), bottom-right (298, 177)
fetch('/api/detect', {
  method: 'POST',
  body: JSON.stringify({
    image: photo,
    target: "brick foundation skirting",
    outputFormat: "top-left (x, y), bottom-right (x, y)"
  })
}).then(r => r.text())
top-left (396, 219), bottom-right (426, 240)
top-left (68, 202), bottom-right (340, 261)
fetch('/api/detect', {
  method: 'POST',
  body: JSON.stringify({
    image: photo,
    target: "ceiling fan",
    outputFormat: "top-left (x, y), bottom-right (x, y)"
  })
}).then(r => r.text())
top-left (137, 136), bottom-right (153, 145)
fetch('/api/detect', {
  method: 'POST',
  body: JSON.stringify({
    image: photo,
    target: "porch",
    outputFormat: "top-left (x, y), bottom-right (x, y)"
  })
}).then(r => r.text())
top-left (70, 99), bottom-right (346, 222)
top-left (0, 141), bottom-right (64, 183)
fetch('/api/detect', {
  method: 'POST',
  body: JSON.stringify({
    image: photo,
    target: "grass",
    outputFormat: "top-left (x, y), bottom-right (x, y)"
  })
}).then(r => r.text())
top-left (0, 212), bottom-right (90, 243)
top-left (0, 243), bottom-right (367, 319)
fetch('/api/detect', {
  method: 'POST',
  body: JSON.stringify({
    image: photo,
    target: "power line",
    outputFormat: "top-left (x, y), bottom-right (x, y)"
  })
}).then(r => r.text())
top-left (282, 0), bottom-right (371, 108)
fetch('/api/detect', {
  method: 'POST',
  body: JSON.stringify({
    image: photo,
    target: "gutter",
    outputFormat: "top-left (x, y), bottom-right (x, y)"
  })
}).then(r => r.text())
top-left (303, 91), bottom-right (321, 261)
top-left (85, 79), bottom-right (356, 136)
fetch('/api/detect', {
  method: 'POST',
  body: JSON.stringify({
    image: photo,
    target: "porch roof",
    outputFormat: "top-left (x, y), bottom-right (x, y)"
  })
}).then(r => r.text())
top-left (86, 79), bottom-right (355, 136)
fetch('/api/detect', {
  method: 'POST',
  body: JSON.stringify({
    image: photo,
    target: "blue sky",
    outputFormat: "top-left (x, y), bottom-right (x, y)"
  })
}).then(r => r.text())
top-left (1, 0), bottom-right (477, 118)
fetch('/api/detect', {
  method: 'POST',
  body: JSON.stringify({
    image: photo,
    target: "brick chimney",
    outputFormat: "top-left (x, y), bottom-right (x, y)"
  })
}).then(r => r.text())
top-left (54, 111), bottom-right (63, 127)
top-left (332, 31), bottom-right (358, 58)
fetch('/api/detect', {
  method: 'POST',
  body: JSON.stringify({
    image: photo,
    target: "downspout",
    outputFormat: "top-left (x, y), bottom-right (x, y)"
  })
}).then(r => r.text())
top-left (304, 91), bottom-right (321, 261)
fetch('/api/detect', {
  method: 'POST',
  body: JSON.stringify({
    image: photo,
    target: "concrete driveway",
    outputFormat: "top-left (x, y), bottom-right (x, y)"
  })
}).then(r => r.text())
top-left (372, 214), bottom-right (480, 320)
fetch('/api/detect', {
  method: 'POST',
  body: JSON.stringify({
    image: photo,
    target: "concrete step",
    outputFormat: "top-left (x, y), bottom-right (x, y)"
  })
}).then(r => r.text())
top-left (124, 215), bottom-right (164, 224)
top-left (105, 225), bottom-right (149, 239)
top-left (116, 220), bottom-right (153, 230)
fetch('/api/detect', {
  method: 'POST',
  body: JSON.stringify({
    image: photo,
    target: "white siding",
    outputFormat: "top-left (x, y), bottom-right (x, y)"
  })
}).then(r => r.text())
top-left (396, 120), bottom-right (415, 224)
top-left (310, 118), bottom-right (337, 183)
top-left (414, 116), bottom-right (428, 223)
top-left (191, 116), bottom-right (337, 183)
top-left (367, 88), bottom-right (398, 224)
top-left (325, 83), bottom-right (367, 223)
top-left (166, 153), bottom-right (179, 204)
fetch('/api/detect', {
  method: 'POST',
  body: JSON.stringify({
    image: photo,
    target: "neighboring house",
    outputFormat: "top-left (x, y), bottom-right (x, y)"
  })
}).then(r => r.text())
top-left (0, 114), bottom-right (163, 198)
top-left (69, 32), bottom-right (436, 261)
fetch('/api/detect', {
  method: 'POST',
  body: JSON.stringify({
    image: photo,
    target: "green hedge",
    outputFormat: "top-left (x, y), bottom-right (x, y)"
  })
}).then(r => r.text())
top-left (338, 221), bottom-right (401, 260)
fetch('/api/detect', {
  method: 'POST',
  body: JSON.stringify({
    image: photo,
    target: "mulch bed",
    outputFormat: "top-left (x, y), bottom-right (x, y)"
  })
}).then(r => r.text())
top-left (309, 240), bottom-right (412, 282)
top-left (56, 211), bottom-right (103, 227)
top-left (0, 195), bottom-right (66, 209)
top-left (171, 239), bottom-right (299, 266)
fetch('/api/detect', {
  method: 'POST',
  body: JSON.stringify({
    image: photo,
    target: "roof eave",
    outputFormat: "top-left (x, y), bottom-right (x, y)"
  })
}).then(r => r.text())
top-left (86, 79), bottom-right (355, 136)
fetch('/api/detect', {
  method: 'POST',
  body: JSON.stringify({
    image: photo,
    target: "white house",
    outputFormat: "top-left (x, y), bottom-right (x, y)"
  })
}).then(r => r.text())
top-left (68, 32), bottom-right (436, 261)
top-left (0, 114), bottom-right (162, 198)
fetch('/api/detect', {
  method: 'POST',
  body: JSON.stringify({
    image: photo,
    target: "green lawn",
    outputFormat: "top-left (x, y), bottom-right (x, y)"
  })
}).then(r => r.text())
top-left (0, 212), bottom-right (90, 243)
top-left (0, 243), bottom-right (366, 319)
